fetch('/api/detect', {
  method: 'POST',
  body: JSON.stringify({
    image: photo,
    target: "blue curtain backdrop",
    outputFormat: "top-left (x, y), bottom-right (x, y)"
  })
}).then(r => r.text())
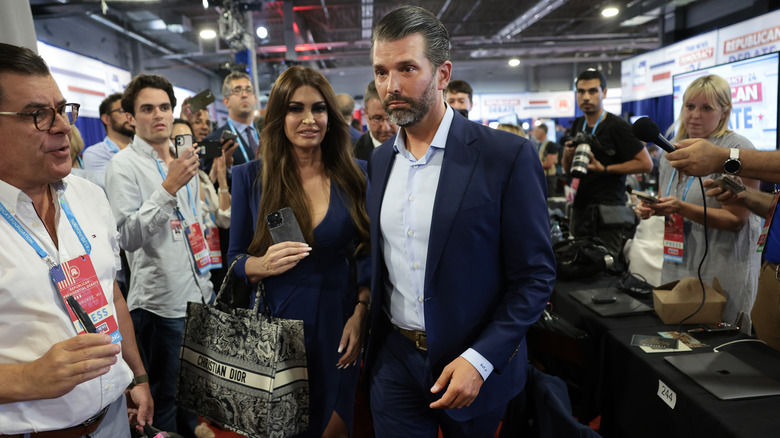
top-left (75, 117), bottom-right (106, 151)
top-left (621, 95), bottom-right (675, 138)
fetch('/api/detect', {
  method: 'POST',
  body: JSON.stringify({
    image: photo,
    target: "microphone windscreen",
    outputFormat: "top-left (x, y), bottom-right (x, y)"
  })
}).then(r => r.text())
top-left (632, 117), bottom-right (661, 143)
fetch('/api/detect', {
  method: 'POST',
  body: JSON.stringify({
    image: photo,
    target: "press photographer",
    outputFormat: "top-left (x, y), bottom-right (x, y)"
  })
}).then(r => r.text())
top-left (562, 69), bottom-right (652, 256)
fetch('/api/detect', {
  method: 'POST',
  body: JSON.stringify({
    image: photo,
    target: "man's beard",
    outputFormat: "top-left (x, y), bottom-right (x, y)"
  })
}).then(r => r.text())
top-left (112, 119), bottom-right (135, 138)
top-left (383, 74), bottom-right (439, 127)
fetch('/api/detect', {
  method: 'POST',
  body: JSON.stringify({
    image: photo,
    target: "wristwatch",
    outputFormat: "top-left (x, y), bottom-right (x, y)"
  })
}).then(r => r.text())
top-left (723, 148), bottom-right (741, 175)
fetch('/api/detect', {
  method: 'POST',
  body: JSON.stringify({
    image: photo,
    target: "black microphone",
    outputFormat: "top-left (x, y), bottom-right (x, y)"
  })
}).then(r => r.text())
top-left (632, 117), bottom-right (676, 153)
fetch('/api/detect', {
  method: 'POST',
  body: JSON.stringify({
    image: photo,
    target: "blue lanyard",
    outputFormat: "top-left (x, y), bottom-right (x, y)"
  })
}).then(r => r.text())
top-left (226, 120), bottom-right (252, 162)
top-left (666, 168), bottom-right (695, 202)
top-left (582, 110), bottom-right (606, 134)
top-left (104, 137), bottom-right (121, 154)
top-left (0, 190), bottom-right (91, 267)
top-left (154, 159), bottom-right (197, 220)
top-left (202, 193), bottom-right (217, 225)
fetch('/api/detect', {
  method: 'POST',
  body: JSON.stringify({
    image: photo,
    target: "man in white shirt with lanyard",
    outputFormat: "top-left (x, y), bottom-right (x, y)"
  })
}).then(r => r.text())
top-left (82, 93), bottom-right (134, 173)
top-left (0, 43), bottom-right (152, 437)
top-left (105, 74), bottom-right (213, 435)
top-left (202, 71), bottom-right (258, 174)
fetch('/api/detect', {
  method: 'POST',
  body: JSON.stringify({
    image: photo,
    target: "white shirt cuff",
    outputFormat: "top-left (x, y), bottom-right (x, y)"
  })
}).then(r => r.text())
top-left (460, 348), bottom-right (493, 382)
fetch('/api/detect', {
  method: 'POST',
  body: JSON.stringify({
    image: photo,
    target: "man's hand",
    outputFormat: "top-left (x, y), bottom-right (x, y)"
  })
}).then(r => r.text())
top-left (703, 178), bottom-right (742, 205)
top-left (666, 138), bottom-right (729, 177)
top-left (222, 138), bottom-right (239, 169)
top-left (429, 357), bottom-right (484, 409)
top-left (21, 334), bottom-right (119, 400)
top-left (126, 382), bottom-right (153, 431)
top-left (162, 147), bottom-right (200, 196)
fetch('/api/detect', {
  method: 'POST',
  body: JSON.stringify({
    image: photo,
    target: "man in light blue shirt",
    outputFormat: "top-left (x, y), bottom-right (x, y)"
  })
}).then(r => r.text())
top-left (365, 6), bottom-right (556, 438)
top-left (82, 93), bottom-right (134, 172)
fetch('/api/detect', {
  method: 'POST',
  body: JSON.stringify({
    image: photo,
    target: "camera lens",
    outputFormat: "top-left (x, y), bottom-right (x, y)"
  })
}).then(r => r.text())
top-left (267, 212), bottom-right (283, 228)
top-left (571, 143), bottom-right (591, 178)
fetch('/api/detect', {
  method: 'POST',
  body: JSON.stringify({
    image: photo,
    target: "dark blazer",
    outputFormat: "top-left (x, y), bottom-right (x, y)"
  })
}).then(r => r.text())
top-left (353, 131), bottom-right (375, 162)
top-left (201, 122), bottom-right (256, 174)
top-left (365, 112), bottom-right (556, 420)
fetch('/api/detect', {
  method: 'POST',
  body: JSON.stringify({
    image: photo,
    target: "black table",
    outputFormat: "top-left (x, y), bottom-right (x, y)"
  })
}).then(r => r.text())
top-left (552, 274), bottom-right (662, 336)
top-left (532, 274), bottom-right (665, 421)
top-left (600, 326), bottom-right (780, 438)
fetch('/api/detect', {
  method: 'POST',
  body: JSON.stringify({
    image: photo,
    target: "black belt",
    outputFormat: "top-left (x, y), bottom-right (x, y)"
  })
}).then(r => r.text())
top-left (1, 406), bottom-right (108, 438)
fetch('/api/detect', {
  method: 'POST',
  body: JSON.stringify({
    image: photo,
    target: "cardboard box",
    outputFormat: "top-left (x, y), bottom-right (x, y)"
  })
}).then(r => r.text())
top-left (652, 277), bottom-right (726, 324)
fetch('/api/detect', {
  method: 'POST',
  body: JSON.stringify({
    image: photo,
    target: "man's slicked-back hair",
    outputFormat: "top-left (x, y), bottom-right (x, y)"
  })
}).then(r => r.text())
top-left (0, 43), bottom-right (50, 106)
top-left (371, 6), bottom-right (450, 69)
top-left (121, 74), bottom-right (177, 116)
top-left (576, 68), bottom-right (607, 90)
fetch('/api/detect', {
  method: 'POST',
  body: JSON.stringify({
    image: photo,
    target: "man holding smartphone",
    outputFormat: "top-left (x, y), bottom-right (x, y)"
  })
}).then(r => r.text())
top-left (105, 74), bottom-right (214, 435)
top-left (0, 43), bottom-right (151, 437)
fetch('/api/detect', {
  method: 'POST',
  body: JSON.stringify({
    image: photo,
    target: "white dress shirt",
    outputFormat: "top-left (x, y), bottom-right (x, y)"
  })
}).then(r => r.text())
top-left (106, 136), bottom-right (213, 319)
top-left (380, 105), bottom-right (493, 380)
top-left (0, 175), bottom-right (133, 433)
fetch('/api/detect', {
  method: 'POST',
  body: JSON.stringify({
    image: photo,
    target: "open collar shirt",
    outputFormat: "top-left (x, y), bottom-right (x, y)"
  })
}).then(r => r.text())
top-left (0, 175), bottom-right (132, 433)
top-left (379, 105), bottom-right (493, 381)
top-left (106, 136), bottom-right (213, 319)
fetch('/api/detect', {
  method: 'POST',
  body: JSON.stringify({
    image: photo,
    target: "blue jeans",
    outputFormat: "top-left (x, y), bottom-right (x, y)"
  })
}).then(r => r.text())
top-left (130, 309), bottom-right (196, 436)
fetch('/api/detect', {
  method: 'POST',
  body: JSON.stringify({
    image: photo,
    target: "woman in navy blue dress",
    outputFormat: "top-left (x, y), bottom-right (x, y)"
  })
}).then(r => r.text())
top-left (228, 66), bottom-right (370, 437)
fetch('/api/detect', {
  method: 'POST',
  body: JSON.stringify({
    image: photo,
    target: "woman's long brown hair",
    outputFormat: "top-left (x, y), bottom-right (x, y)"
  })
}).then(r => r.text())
top-left (247, 66), bottom-right (369, 256)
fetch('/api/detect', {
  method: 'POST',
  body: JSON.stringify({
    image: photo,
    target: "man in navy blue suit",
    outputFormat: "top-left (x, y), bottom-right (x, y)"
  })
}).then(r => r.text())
top-left (365, 6), bottom-right (557, 437)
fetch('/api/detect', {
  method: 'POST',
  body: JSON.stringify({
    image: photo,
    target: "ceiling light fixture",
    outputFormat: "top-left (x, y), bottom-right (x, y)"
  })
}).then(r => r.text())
top-left (508, 58), bottom-right (521, 67)
top-left (602, 7), bottom-right (619, 17)
top-left (256, 26), bottom-right (268, 39)
top-left (200, 29), bottom-right (217, 39)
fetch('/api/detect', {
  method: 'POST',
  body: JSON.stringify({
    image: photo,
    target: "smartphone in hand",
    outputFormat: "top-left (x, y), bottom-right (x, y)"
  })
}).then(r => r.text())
top-left (265, 207), bottom-right (306, 244)
top-left (188, 89), bottom-right (215, 114)
top-left (221, 130), bottom-right (238, 142)
top-left (713, 175), bottom-right (746, 194)
top-left (198, 139), bottom-right (223, 160)
top-left (173, 134), bottom-right (194, 159)
top-left (632, 190), bottom-right (660, 203)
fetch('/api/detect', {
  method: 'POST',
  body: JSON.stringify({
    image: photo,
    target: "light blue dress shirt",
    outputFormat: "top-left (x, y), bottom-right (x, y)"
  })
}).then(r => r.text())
top-left (380, 105), bottom-right (493, 381)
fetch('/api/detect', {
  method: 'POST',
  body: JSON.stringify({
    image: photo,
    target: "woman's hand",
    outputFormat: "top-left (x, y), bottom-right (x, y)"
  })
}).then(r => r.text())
top-left (244, 242), bottom-right (310, 283)
top-left (211, 156), bottom-right (228, 187)
top-left (650, 195), bottom-right (683, 216)
top-left (336, 290), bottom-right (370, 369)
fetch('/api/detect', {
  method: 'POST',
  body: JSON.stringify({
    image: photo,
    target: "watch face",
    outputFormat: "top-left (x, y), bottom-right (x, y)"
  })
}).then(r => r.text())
top-left (724, 158), bottom-right (741, 174)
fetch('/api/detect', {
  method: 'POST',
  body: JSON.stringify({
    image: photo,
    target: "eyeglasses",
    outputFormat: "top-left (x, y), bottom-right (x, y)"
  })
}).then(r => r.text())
top-left (368, 115), bottom-right (390, 124)
top-left (107, 108), bottom-right (126, 115)
top-left (229, 86), bottom-right (254, 96)
top-left (0, 103), bottom-right (80, 131)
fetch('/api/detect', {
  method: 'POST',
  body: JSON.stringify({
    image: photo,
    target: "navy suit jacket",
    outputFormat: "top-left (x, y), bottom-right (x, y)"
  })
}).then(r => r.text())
top-left (201, 122), bottom-right (256, 175)
top-left (366, 112), bottom-right (556, 420)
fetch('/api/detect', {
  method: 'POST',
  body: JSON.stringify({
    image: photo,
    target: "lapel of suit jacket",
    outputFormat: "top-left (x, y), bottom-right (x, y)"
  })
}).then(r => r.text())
top-left (368, 138), bottom-right (397, 315)
top-left (423, 115), bottom-right (480, 297)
